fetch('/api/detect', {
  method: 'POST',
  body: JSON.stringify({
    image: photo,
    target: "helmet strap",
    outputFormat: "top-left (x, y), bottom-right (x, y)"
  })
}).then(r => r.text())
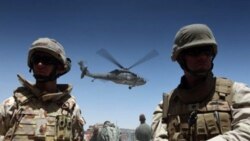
top-left (55, 58), bottom-right (71, 78)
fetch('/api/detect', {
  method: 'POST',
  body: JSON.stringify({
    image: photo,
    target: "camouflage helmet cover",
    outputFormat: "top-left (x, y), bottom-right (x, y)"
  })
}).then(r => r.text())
top-left (171, 24), bottom-right (218, 61)
top-left (28, 37), bottom-right (71, 76)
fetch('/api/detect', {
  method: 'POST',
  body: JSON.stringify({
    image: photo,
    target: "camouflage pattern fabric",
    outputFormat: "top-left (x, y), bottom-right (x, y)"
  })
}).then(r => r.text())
top-left (0, 77), bottom-right (85, 141)
top-left (151, 76), bottom-right (250, 141)
top-left (97, 122), bottom-right (120, 141)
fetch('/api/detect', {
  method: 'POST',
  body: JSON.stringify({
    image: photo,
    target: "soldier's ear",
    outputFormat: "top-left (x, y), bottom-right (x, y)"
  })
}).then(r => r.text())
top-left (56, 64), bottom-right (66, 74)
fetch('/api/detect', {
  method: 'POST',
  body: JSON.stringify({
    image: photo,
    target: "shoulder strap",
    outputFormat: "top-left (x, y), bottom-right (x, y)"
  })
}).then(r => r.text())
top-left (14, 86), bottom-right (76, 116)
top-left (204, 77), bottom-right (234, 112)
top-left (164, 77), bottom-right (234, 115)
top-left (162, 90), bottom-right (176, 120)
top-left (215, 77), bottom-right (234, 103)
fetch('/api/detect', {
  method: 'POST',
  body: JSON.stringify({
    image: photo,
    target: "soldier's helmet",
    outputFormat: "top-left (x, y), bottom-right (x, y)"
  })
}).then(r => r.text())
top-left (171, 24), bottom-right (217, 61)
top-left (28, 37), bottom-right (71, 78)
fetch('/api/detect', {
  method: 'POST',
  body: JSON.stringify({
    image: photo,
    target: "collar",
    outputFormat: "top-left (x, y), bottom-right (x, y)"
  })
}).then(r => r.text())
top-left (17, 74), bottom-right (72, 102)
top-left (175, 72), bottom-right (215, 104)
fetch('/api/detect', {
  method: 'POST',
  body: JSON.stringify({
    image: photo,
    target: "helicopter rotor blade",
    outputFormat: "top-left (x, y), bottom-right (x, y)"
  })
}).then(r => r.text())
top-left (128, 49), bottom-right (159, 70)
top-left (97, 48), bottom-right (125, 69)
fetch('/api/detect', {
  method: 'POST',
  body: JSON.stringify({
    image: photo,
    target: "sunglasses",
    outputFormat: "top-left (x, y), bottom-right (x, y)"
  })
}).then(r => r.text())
top-left (31, 55), bottom-right (58, 65)
top-left (182, 47), bottom-right (214, 57)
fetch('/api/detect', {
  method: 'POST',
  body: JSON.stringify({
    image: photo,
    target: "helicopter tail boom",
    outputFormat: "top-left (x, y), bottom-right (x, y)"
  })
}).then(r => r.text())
top-left (78, 61), bottom-right (89, 79)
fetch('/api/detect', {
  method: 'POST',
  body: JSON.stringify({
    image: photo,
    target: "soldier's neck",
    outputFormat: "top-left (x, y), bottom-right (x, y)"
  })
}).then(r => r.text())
top-left (184, 72), bottom-right (206, 88)
top-left (36, 80), bottom-right (58, 93)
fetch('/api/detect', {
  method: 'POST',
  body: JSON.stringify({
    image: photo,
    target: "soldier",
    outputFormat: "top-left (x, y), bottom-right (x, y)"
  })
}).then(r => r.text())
top-left (90, 126), bottom-right (99, 141)
top-left (151, 24), bottom-right (250, 141)
top-left (0, 37), bottom-right (85, 141)
top-left (97, 121), bottom-right (120, 141)
top-left (135, 114), bottom-right (152, 141)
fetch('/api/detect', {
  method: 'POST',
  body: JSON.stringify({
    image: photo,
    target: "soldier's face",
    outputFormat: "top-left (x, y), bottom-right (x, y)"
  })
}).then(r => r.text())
top-left (31, 52), bottom-right (57, 76)
top-left (182, 47), bottom-right (213, 73)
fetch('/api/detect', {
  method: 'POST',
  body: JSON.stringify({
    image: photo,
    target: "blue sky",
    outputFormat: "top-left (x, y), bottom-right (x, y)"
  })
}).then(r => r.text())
top-left (1, 0), bottom-right (250, 129)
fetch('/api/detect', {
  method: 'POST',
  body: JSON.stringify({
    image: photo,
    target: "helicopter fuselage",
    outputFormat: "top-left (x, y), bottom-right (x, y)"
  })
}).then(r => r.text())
top-left (86, 69), bottom-right (146, 87)
top-left (79, 49), bottom-right (158, 89)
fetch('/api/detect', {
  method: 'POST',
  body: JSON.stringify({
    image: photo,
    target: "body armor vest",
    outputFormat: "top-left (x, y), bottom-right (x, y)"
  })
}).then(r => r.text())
top-left (4, 87), bottom-right (76, 141)
top-left (162, 77), bottom-right (233, 141)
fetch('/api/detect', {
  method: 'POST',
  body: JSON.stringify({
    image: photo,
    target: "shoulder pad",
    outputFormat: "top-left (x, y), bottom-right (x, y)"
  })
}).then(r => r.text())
top-left (216, 77), bottom-right (233, 94)
top-left (14, 87), bottom-right (33, 105)
top-left (60, 96), bottom-right (76, 114)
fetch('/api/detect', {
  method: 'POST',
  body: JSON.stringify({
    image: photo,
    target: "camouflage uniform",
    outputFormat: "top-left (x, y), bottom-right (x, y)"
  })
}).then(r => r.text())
top-left (90, 127), bottom-right (99, 141)
top-left (152, 75), bottom-right (250, 141)
top-left (151, 24), bottom-right (250, 141)
top-left (0, 38), bottom-right (85, 141)
top-left (97, 121), bottom-right (120, 141)
top-left (0, 76), bottom-right (85, 141)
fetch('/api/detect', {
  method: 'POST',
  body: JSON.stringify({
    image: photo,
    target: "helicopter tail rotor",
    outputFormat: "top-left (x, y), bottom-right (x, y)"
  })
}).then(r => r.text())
top-left (78, 61), bottom-right (88, 79)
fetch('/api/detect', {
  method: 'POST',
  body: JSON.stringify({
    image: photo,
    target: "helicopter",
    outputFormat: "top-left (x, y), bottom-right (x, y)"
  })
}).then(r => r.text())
top-left (78, 48), bottom-right (158, 89)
